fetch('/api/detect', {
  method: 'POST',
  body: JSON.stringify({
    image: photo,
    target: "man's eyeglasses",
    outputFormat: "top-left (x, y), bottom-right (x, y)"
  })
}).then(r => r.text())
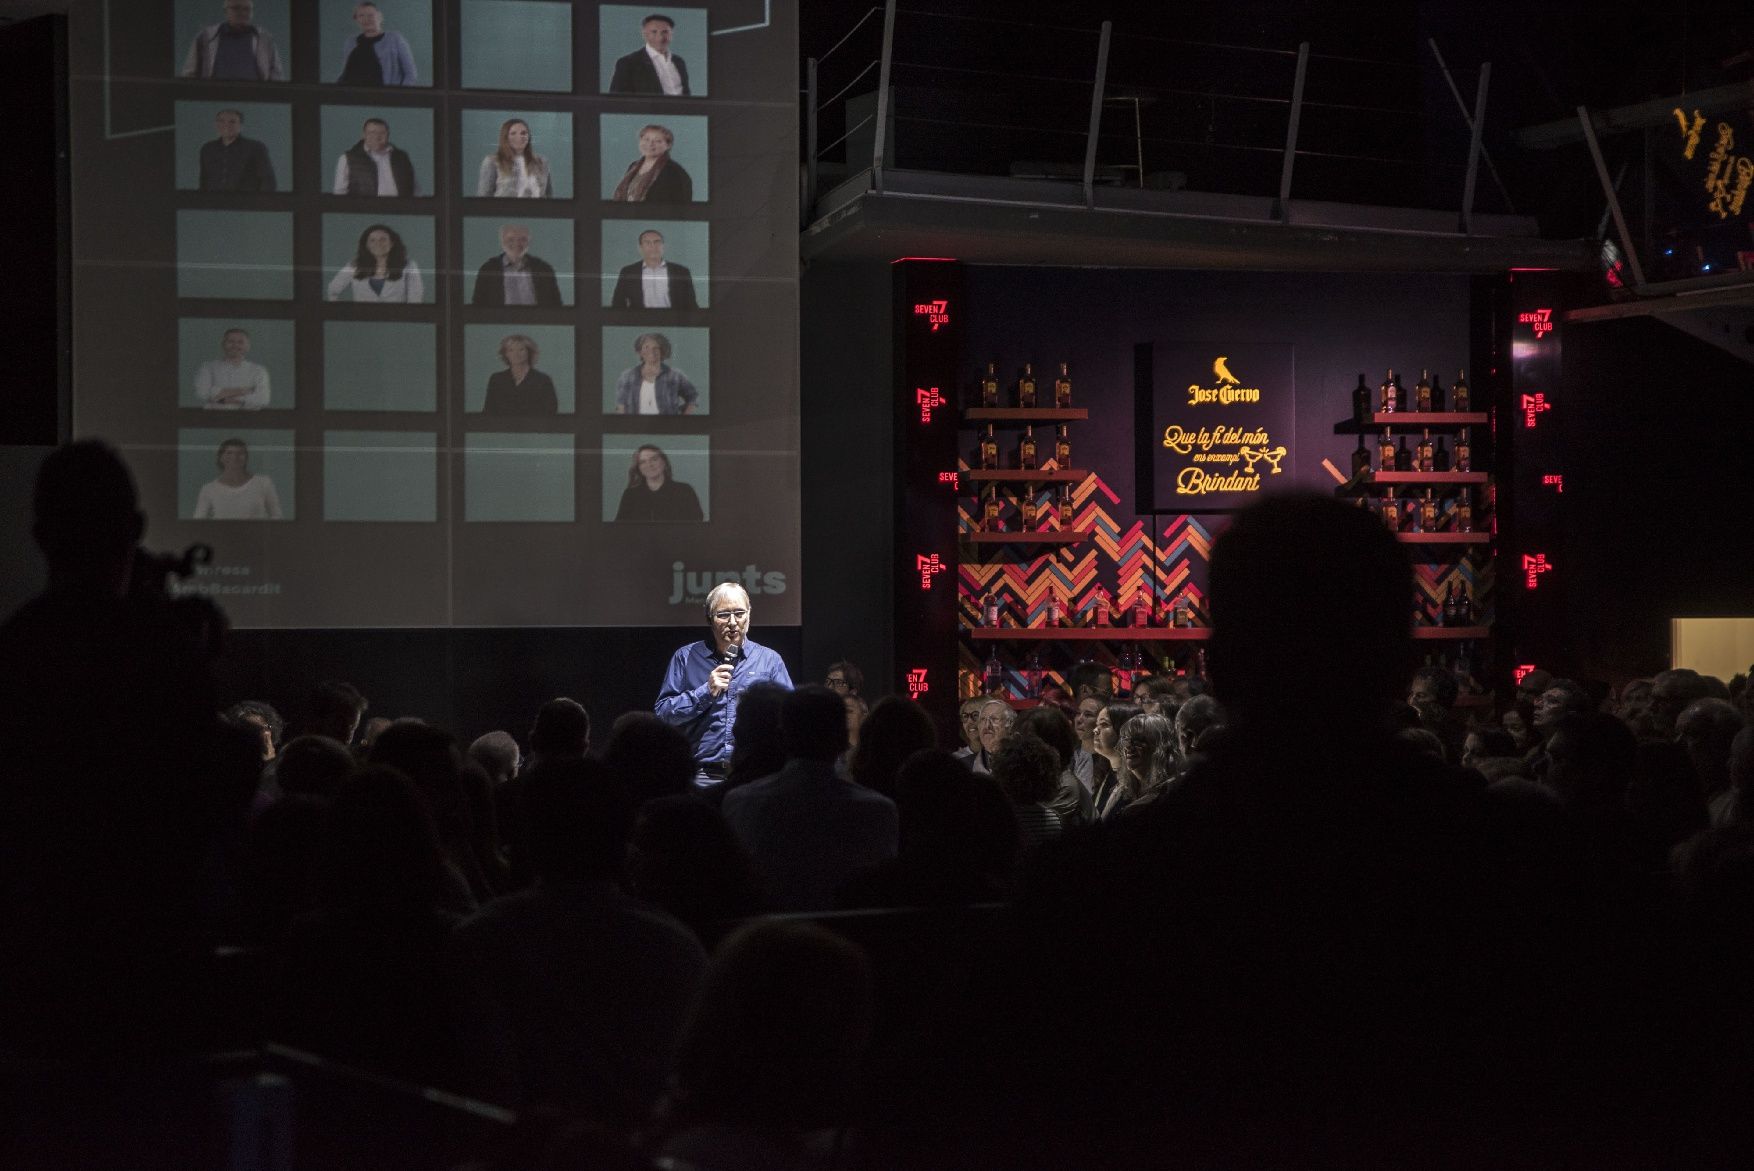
top-left (711, 609), bottom-right (748, 622)
top-left (825, 676), bottom-right (848, 689)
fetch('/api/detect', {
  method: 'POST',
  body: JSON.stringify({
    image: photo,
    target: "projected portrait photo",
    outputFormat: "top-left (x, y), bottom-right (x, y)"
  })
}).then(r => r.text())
top-left (601, 118), bottom-right (707, 203)
top-left (467, 113), bottom-right (570, 198)
top-left (181, 319), bottom-right (291, 409)
top-left (464, 433), bottom-right (575, 521)
top-left (323, 322), bottom-right (436, 412)
top-left (467, 220), bottom-right (570, 307)
top-left (323, 430), bottom-right (437, 521)
top-left (178, 103), bottom-right (287, 192)
top-left (603, 220), bottom-right (707, 309)
top-left (323, 107), bottom-right (432, 196)
top-left (464, 325), bottom-right (575, 415)
top-left (176, 210), bottom-right (294, 300)
top-left (178, 0), bottom-right (288, 81)
top-left (604, 326), bottom-right (709, 415)
top-left (604, 437), bottom-right (707, 523)
top-left (178, 428), bottom-right (294, 520)
top-left (459, 0), bottom-right (572, 93)
top-left (601, 7), bottom-right (709, 97)
top-left (326, 0), bottom-right (427, 86)
top-left (324, 217), bottom-right (431, 303)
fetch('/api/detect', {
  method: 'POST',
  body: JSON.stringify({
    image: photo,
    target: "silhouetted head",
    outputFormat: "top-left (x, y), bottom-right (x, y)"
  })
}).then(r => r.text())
top-left (520, 756), bottom-right (634, 884)
top-left (308, 679), bottom-right (367, 746)
top-left (529, 697), bottom-right (591, 759)
top-left (780, 685), bottom-right (849, 763)
top-left (31, 439), bottom-right (145, 594)
top-left (466, 730), bottom-right (521, 784)
top-left (990, 731), bottom-right (1062, 806)
top-left (1208, 494), bottom-right (1411, 733)
top-left (602, 711), bottom-right (696, 802)
top-left (848, 695), bottom-right (937, 798)
top-left (1544, 711), bottom-right (1639, 809)
top-left (1014, 704), bottom-right (1076, 774)
top-left (276, 734), bottom-right (356, 799)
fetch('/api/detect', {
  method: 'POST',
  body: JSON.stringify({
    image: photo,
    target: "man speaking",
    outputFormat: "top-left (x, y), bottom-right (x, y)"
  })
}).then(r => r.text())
top-left (654, 582), bottom-right (792, 785)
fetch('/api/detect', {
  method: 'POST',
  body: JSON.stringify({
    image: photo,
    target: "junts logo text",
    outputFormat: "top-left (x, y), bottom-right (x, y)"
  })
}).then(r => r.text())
top-left (669, 562), bottom-right (789, 605)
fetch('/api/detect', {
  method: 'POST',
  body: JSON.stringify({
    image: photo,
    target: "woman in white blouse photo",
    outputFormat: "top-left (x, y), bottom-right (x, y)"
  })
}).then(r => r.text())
top-left (475, 118), bottom-right (552, 198)
top-left (327, 223), bottom-right (425, 302)
top-left (194, 438), bottom-right (284, 520)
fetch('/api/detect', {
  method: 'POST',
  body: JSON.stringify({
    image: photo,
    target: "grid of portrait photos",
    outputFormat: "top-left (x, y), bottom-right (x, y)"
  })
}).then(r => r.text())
top-left (159, 0), bottom-right (738, 544)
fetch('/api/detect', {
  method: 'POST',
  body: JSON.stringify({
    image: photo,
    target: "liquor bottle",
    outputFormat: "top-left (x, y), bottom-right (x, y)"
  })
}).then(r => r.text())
top-left (1458, 587), bottom-right (1475, 626)
top-left (1419, 489), bottom-right (1438, 533)
top-left (1054, 362), bottom-right (1073, 409)
top-left (1093, 584), bottom-right (1112, 627)
top-left (1172, 591), bottom-right (1192, 628)
top-left (1451, 368), bottom-right (1470, 412)
top-left (1020, 492), bottom-right (1038, 531)
top-left (1429, 370), bottom-right (1445, 413)
top-left (983, 646), bottom-right (1005, 692)
top-left (1378, 428), bottom-right (1397, 473)
top-left (1054, 424), bottom-right (1071, 468)
top-left (1394, 433), bottom-right (1413, 472)
top-left (1454, 427), bottom-right (1471, 473)
top-left (979, 423), bottom-right (998, 470)
top-left (1433, 434), bottom-right (1451, 472)
top-left (1195, 648), bottom-right (1208, 678)
top-left (1018, 363), bottom-right (1037, 408)
top-left (1417, 428), bottom-right (1435, 473)
top-left (1019, 425), bottom-right (1038, 471)
top-left (1441, 583), bottom-right (1457, 626)
top-left (1455, 491), bottom-right (1473, 533)
top-left (981, 486), bottom-right (1003, 532)
top-left (1046, 590), bottom-right (1064, 627)
top-left (1379, 368), bottom-right (1398, 413)
top-left (1381, 489), bottom-right (1400, 532)
top-left (1351, 436), bottom-right (1372, 478)
top-left (1116, 644), bottom-right (1137, 694)
top-left (1414, 368), bottom-right (1434, 413)
top-left (1132, 591), bottom-right (1152, 628)
top-left (981, 361), bottom-right (1000, 408)
top-left (1057, 484), bottom-right (1075, 528)
top-left (1352, 373), bottom-right (1372, 425)
top-left (981, 590), bottom-right (1002, 628)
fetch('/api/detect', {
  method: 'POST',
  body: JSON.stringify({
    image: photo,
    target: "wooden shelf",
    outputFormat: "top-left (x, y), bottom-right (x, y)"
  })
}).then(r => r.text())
top-left (965, 408), bottom-right (1089, 422)
top-left (963, 529), bottom-right (1091, 545)
top-left (1350, 471), bottom-right (1489, 487)
top-left (1412, 626), bottom-right (1490, 639)
top-left (968, 627), bottom-right (1212, 641)
top-left (1396, 532), bottom-right (1490, 544)
top-left (964, 468), bottom-right (1090, 484)
top-left (1365, 412), bottom-right (1487, 426)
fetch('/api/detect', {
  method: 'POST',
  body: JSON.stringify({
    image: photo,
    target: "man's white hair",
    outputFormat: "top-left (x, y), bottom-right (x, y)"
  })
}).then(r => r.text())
top-left (703, 581), bottom-right (750, 617)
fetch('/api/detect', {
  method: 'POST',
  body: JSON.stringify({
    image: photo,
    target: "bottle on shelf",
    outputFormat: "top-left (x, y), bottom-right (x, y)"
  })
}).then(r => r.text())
top-left (1454, 490), bottom-right (1473, 533)
top-left (1093, 584), bottom-right (1113, 627)
top-left (1394, 433), bottom-right (1413, 472)
top-left (979, 423), bottom-right (998, 470)
top-left (981, 589), bottom-right (1003, 628)
top-left (982, 486), bottom-right (1003, 532)
top-left (1018, 362), bottom-right (1037, 408)
top-left (1352, 373), bottom-right (1372, 425)
top-left (1418, 489), bottom-right (1438, 533)
top-left (1381, 488), bottom-right (1400, 532)
top-left (1417, 428), bottom-right (1434, 473)
top-left (983, 645), bottom-right (1005, 693)
top-left (1451, 368), bottom-right (1470, 412)
top-left (1131, 590), bottom-right (1153, 628)
top-left (1380, 368), bottom-right (1399, 413)
top-left (1054, 362), bottom-right (1072, 409)
top-left (1378, 428), bottom-right (1397, 473)
top-left (1414, 368), bottom-right (1434, 413)
top-left (1433, 434), bottom-right (1451, 472)
top-left (1057, 484), bottom-right (1075, 528)
top-left (1458, 586), bottom-right (1475, 626)
top-left (1172, 591), bottom-right (1193, 628)
top-left (1019, 425), bottom-right (1038, 471)
top-left (1454, 427), bottom-right (1472, 473)
top-left (1020, 492), bottom-right (1038, 531)
top-left (1023, 649), bottom-right (1044, 698)
top-left (1054, 424), bottom-right (1071, 468)
top-left (1441, 583), bottom-right (1459, 626)
top-left (1194, 647), bottom-right (1208, 678)
top-left (1046, 589), bottom-right (1064, 628)
top-left (981, 361), bottom-right (1000, 408)
top-left (1116, 644), bottom-right (1138, 695)
top-left (1351, 436), bottom-right (1372, 478)
top-left (1429, 370), bottom-right (1445, 413)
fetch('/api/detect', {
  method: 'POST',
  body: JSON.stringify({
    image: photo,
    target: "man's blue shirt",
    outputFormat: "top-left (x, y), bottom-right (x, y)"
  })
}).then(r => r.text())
top-left (653, 638), bottom-right (793, 766)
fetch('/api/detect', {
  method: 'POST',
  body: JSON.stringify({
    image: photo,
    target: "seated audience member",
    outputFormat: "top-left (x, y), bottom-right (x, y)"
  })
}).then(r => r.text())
top-left (199, 108), bottom-right (276, 192)
top-left (951, 696), bottom-right (986, 764)
top-left (716, 681), bottom-right (789, 804)
top-left (369, 721), bottom-right (485, 910)
top-left (471, 224), bottom-right (564, 308)
top-left (1460, 725), bottom-right (1518, 773)
top-left (652, 923), bottom-right (874, 1170)
top-left (1676, 698), bottom-right (1746, 823)
top-left (1615, 678), bottom-right (1656, 736)
top-left (1067, 661), bottom-right (1115, 707)
top-left (843, 693), bottom-right (870, 756)
top-left (840, 750), bottom-right (1019, 908)
top-left (272, 766), bottom-right (467, 1086)
top-left (1408, 664), bottom-right (1465, 761)
top-left (1647, 668), bottom-right (1720, 739)
top-left (1398, 726), bottom-right (1448, 761)
top-left (1730, 726), bottom-right (1754, 824)
top-left (1103, 712), bottom-right (1176, 818)
top-left (824, 660), bottom-right (864, 698)
top-left (450, 758), bottom-right (707, 1119)
top-left (1627, 739), bottom-right (1709, 854)
top-left (233, 791), bottom-right (329, 945)
top-left (627, 794), bottom-right (765, 935)
top-left (1501, 701), bottom-right (1538, 755)
top-left (1013, 704), bottom-right (1082, 826)
top-left (274, 734), bottom-right (356, 800)
top-left (968, 698), bottom-right (1015, 774)
top-left (331, 117), bottom-right (417, 196)
top-left (721, 686), bottom-right (899, 912)
top-left (1173, 694), bottom-right (1225, 769)
top-left (306, 679), bottom-right (368, 747)
top-left (528, 697), bottom-right (590, 765)
top-left (601, 711), bottom-right (696, 805)
top-left (1087, 700), bottom-right (1138, 815)
top-left (358, 715), bottom-right (393, 754)
top-left (469, 730), bottom-right (521, 785)
top-left (847, 696), bottom-right (935, 799)
top-left (989, 732), bottom-right (1065, 847)
top-left (1131, 674), bottom-right (1180, 722)
top-left (461, 756), bottom-right (510, 897)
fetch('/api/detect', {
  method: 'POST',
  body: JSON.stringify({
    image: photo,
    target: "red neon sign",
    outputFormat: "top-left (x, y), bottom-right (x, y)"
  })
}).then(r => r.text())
top-left (1521, 393), bottom-right (1551, 428)
top-left (1517, 308), bottom-right (1555, 338)
top-left (1513, 663), bottom-right (1539, 685)
top-left (1542, 474), bottom-right (1565, 493)
top-left (915, 385), bottom-right (944, 423)
top-left (937, 470), bottom-right (959, 489)
top-left (912, 299), bottom-right (950, 331)
top-left (915, 553), bottom-right (947, 590)
top-left (906, 668), bottom-right (929, 699)
top-left (1522, 553), bottom-right (1553, 590)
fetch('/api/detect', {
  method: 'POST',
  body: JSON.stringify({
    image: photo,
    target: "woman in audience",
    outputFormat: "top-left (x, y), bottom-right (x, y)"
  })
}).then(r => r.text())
top-left (1014, 704), bottom-right (1085, 826)
top-left (989, 731), bottom-right (1065, 848)
top-left (1102, 712), bottom-right (1176, 819)
top-left (1089, 701), bottom-right (1137, 818)
top-left (326, 223), bottom-right (425, 302)
top-left (476, 117), bottom-right (552, 197)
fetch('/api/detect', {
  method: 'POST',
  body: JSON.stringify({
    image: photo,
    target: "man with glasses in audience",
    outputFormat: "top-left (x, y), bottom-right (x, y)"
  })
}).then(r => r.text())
top-left (823, 660), bottom-right (862, 698)
top-left (655, 582), bottom-right (793, 787)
